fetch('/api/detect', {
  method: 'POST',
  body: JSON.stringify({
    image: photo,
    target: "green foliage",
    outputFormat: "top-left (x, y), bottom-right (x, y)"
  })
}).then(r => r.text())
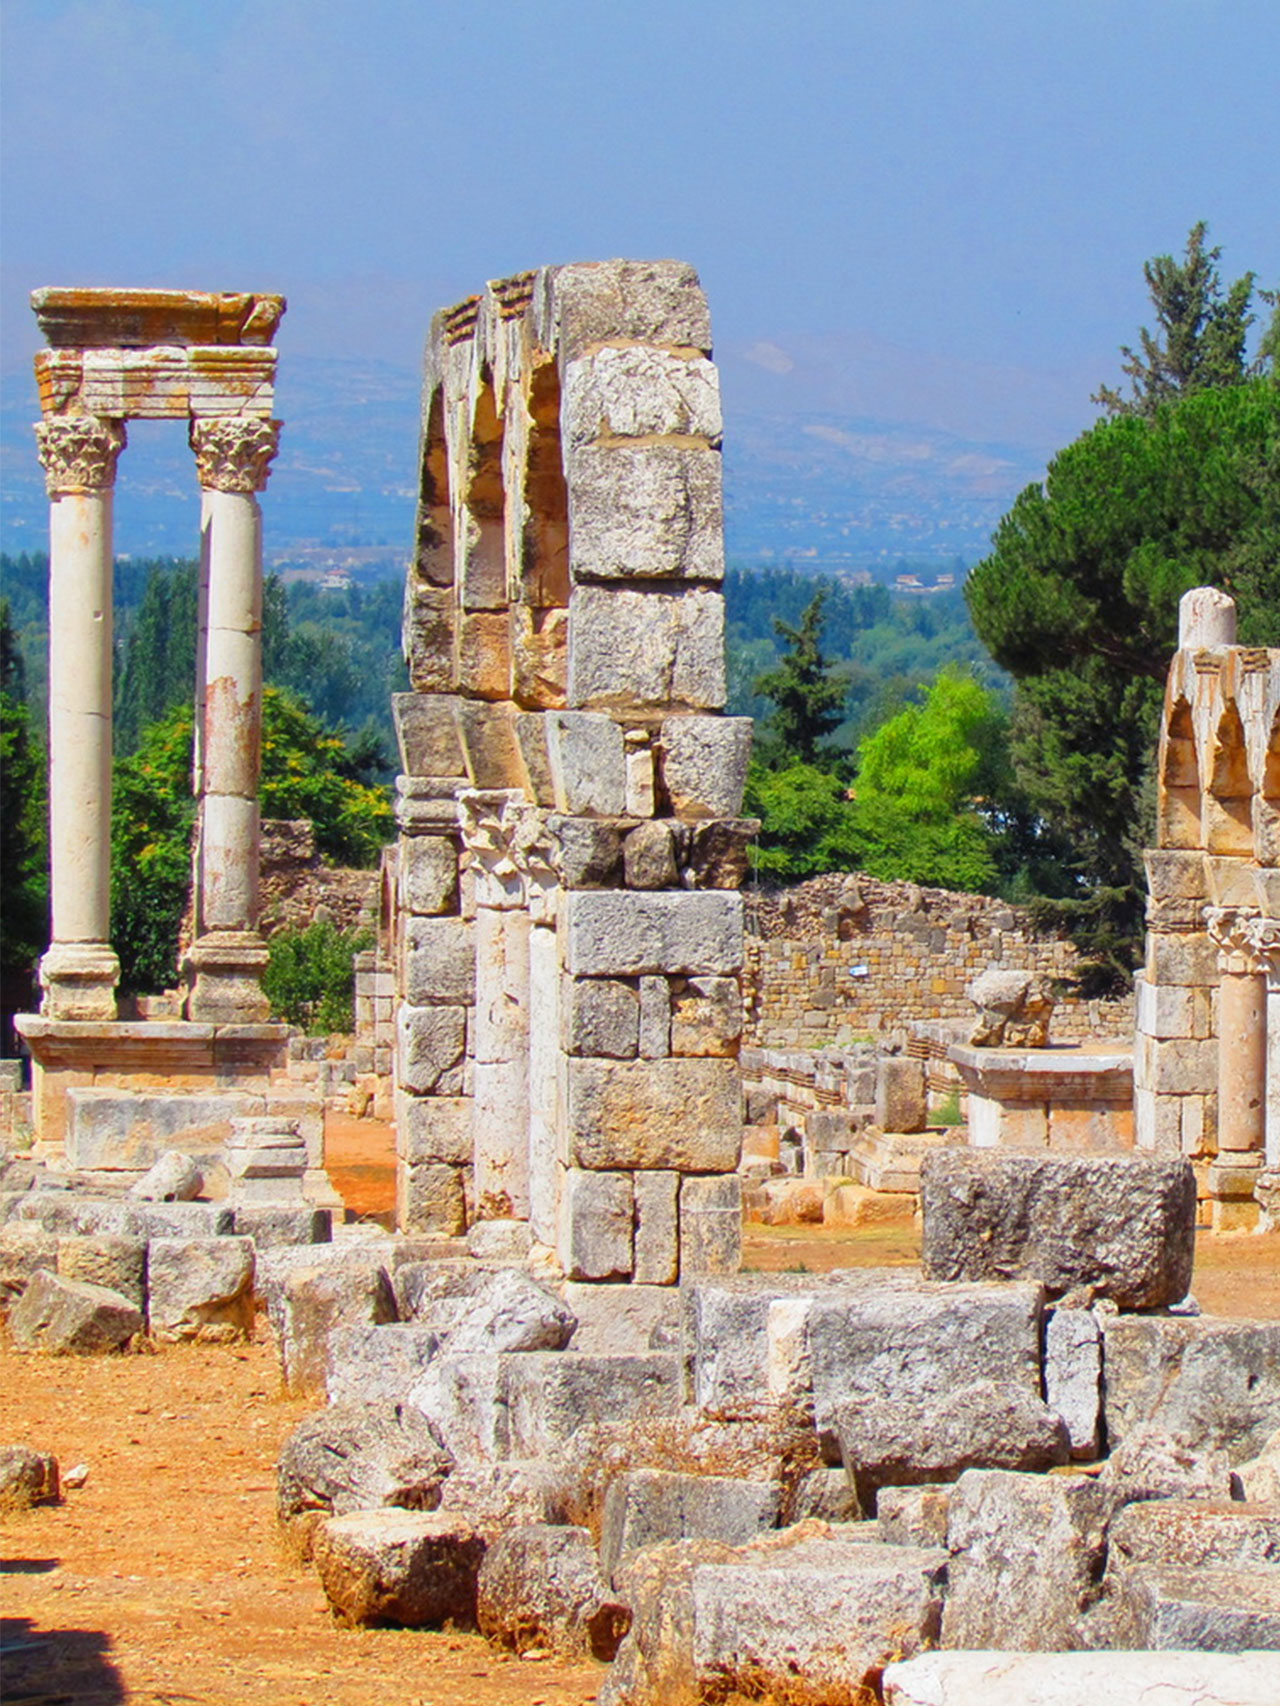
top-left (114, 558), bottom-right (201, 752)
top-left (1094, 223), bottom-right (1262, 416)
top-left (743, 761), bottom-right (863, 878)
top-left (0, 600), bottom-right (48, 973)
top-left (262, 920), bottom-right (373, 1035)
top-left (752, 589), bottom-right (849, 766)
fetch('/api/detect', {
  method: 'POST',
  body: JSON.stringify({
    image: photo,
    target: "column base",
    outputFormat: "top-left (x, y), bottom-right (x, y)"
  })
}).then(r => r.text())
top-left (1209, 1152), bottom-right (1263, 1233)
top-left (39, 941), bottom-right (120, 1022)
top-left (185, 930), bottom-right (271, 1024)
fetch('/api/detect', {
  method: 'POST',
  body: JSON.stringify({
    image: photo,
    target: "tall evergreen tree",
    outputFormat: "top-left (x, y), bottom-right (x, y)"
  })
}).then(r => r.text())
top-left (753, 588), bottom-right (848, 766)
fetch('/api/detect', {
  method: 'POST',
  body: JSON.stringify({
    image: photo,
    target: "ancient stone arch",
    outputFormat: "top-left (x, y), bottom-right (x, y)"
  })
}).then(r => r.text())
top-left (389, 261), bottom-right (753, 1280)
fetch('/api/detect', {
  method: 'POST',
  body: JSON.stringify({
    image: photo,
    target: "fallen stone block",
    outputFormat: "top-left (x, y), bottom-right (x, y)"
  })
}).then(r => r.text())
top-left (280, 1258), bottom-right (397, 1393)
top-left (1043, 1306), bottom-right (1102, 1461)
top-left (601, 1529), bottom-right (946, 1706)
top-left (0, 1445), bottom-right (60, 1507)
top-left (12, 1192), bottom-right (133, 1238)
top-left (562, 1282), bottom-right (680, 1355)
top-left (128, 1150), bottom-right (202, 1202)
top-left (882, 1650), bottom-right (1280, 1705)
top-left (834, 1380), bottom-right (1070, 1503)
top-left (435, 1460), bottom-right (569, 1540)
top-left (276, 1400), bottom-right (453, 1554)
top-left (8, 1269), bottom-right (142, 1354)
top-left (942, 1468), bottom-right (1113, 1650)
top-left (779, 1466), bottom-right (861, 1526)
top-left (326, 1323), bottom-right (439, 1406)
top-left (56, 1235), bottom-right (146, 1309)
top-left (147, 1236), bottom-right (255, 1342)
top-left (1098, 1423), bottom-right (1234, 1506)
top-left (126, 1201), bottom-right (236, 1240)
top-left (506, 1353), bottom-right (683, 1459)
top-left (0, 1223), bottom-right (59, 1309)
top-left (257, 1240), bottom-right (397, 1336)
top-left (439, 1267), bottom-right (577, 1355)
top-left (1108, 1499), bottom-right (1280, 1571)
top-left (1101, 1314), bottom-right (1280, 1463)
top-left (876, 1484), bottom-right (953, 1548)
top-left (477, 1522), bottom-right (630, 1660)
top-left (920, 1150), bottom-right (1196, 1308)
top-left (1234, 1426), bottom-right (1280, 1503)
top-left (312, 1508), bottom-right (484, 1627)
top-left (599, 1468), bottom-right (780, 1581)
top-left (233, 1204), bottom-right (332, 1248)
top-left (408, 1353), bottom-right (511, 1463)
top-left (1118, 1562), bottom-right (1280, 1651)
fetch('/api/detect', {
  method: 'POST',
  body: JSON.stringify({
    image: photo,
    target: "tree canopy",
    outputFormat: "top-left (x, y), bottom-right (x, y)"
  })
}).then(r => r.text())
top-left (751, 588), bottom-right (850, 767)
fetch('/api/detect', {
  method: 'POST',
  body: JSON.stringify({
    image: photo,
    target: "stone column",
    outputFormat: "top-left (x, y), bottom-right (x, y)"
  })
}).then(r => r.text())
top-left (1205, 905), bottom-right (1268, 1228)
top-left (461, 791), bottom-right (532, 1224)
top-left (185, 418), bottom-right (280, 1022)
top-left (34, 416), bottom-right (126, 1020)
top-left (1245, 918), bottom-right (1280, 1170)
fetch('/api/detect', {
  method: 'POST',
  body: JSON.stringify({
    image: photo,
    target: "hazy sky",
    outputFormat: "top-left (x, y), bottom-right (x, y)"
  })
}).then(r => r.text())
top-left (3, 0), bottom-right (1277, 450)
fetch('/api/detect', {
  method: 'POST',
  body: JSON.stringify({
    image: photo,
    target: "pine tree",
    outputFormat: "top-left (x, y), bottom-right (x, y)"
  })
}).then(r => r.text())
top-left (753, 588), bottom-right (848, 766)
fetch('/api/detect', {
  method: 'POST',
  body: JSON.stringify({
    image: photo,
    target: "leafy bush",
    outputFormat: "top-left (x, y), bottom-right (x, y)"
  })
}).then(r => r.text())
top-left (262, 921), bottom-right (373, 1035)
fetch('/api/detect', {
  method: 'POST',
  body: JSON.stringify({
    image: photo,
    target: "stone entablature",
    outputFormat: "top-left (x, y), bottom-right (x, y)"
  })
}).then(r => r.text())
top-left (1135, 587), bottom-right (1280, 1227)
top-left (390, 261), bottom-right (751, 1283)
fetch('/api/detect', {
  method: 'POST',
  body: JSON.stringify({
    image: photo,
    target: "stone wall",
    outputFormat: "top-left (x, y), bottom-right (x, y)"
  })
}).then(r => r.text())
top-left (743, 872), bottom-right (1133, 1048)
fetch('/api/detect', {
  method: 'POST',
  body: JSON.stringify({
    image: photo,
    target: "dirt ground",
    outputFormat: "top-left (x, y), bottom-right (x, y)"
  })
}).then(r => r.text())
top-left (4, 1115), bottom-right (1278, 1705)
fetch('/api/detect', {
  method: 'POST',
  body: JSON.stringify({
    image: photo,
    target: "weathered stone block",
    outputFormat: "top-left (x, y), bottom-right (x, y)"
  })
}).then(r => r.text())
top-left (55, 1235), bottom-right (145, 1308)
top-left (568, 584), bottom-right (725, 712)
top-left (402, 917), bottom-right (475, 1005)
top-left (477, 1522), bottom-right (630, 1660)
top-left (548, 815), bottom-right (623, 887)
top-left (506, 1353), bottom-right (683, 1458)
top-left (510, 604), bottom-right (569, 712)
top-left (233, 1204), bottom-right (331, 1248)
top-left (564, 344), bottom-right (721, 446)
top-left (876, 1056), bottom-right (927, 1133)
top-left (280, 1258), bottom-right (397, 1393)
top-left (545, 711), bottom-right (627, 815)
top-left (399, 834), bottom-right (459, 916)
top-left (876, 1483), bottom-right (952, 1547)
top-left (633, 1170), bottom-right (680, 1286)
top-left (559, 1167), bottom-right (634, 1281)
top-left (408, 1352), bottom-right (511, 1461)
top-left (657, 715), bottom-right (752, 818)
top-left (1118, 1562), bottom-right (1280, 1651)
top-left (396, 1003), bottom-right (466, 1094)
top-left (456, 609), bottom-right (510, 700)
top-left (683, 818), bottom-right (756, 889)
top-left (326, 1323), bottom-right (440, 1406)
top-left (397, 1162), bottom-right (467, 1237)
top-left (552, 259), bottom-right (712, 361)
top-left (882, 1652), bottom-right (1280, 1705)
top-left (0, 1445), bottom-right (60, 1507)
top-left (671, 976), bottom-right (741, 1057)
top-left (566, 1056), bottom-right (740, 1171)
top-left (1146, 930), bottom-right (1219, 987)
top-left (562, 976), bottom-right (638, 1058)
top-left (396, 1091), bottom-right (472, 1167)
top-left (564, 890), bottom-right (742, 976)
top-left (128, 1150), bottom-right (202, 1202)
top-left (312, 1508), bottom-right (484, 1627)
top-left (0, 1223), bottom-right (59, 1310)
top-left (1109, 1500), bottom-right (1280, 1572)
top-left (599, 1468), bottom-right (780, 1581)
top-left (392, 691), bottom-right (467, 779)
top-left (679, 1174), bottom-right (742, 1277)
top-left (8, 1268), bottom-right (142, 1354)
top-left (563, 1281), bottom-right (682, 1354)
top-left (443, 1268), bottom-right (577, 1357)
top-left (1044, 1306), bottom-right (1102, 1460)
top-left (920, 1150), bottom-right (1196, 1308)
top-left (147, 1235), bottom-right (255, 1342)
top-left (568, 443), bottom-right (724, 583)
top-left (624, 822), bottom-right (679, 889)
top-left (404, 585), bottom-right (455, 692)
top-left (1101, 1314), bottom-right (1280, 1463)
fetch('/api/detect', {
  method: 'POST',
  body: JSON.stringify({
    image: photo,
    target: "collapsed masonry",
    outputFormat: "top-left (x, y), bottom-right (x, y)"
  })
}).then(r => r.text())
top-left (1136, 587), bottom-right (1280, 1228)
top-left (386, 262), bottom-right (755, 1280)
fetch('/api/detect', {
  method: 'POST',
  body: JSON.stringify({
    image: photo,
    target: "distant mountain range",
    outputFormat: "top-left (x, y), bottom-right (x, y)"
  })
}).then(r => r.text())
top-left (0, 355), bottom-right (1048, 573)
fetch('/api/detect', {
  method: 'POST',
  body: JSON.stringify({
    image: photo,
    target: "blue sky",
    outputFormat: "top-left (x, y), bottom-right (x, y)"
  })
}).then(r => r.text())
top-left (3, 0), bottom-right (1277, 451)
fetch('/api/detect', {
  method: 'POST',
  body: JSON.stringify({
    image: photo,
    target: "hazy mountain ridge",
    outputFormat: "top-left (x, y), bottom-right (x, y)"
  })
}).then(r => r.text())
top-left (1, 356), bottom-right (1046, 568)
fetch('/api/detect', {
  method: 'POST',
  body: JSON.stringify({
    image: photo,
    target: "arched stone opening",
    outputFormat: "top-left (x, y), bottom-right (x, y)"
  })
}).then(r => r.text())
top-left (1158, 697), bottom-right (1201, 849)
top-left (1206, 700), bottom-right (1254, 855)
top-left (513, 358), bottom-right (569, 709)
top-left (457, 373), bottom-right (510, 699)
top-left (403, 387), bottom-right (455, 694)
top-left (1256, 708), bottom-right (1280, 866)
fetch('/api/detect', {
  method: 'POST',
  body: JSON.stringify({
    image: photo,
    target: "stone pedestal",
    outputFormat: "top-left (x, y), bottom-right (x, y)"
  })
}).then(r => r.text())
top-left (34, 417), bottom-right (126, 1021)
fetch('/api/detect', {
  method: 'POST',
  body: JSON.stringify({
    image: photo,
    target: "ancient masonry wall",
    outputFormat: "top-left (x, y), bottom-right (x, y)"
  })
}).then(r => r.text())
top-left (743, 873), bottom-right (1134, 1049)
top-left (388, 262), bottom-right (754, 1282)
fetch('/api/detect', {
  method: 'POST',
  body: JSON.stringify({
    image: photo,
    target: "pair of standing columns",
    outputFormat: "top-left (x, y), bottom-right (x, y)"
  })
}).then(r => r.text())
top-left (34, 413), bottom-right (279, 1024)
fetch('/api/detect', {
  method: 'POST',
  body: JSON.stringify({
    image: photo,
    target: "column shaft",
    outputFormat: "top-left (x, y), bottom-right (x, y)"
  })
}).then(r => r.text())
top-left (1218, 967), bottom-right (1268, 1154)
top-left (472, 904), bottom-right (531, 1219)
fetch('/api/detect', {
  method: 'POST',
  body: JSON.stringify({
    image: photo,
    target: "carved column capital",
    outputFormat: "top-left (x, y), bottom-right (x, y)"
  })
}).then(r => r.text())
top-left (190, 417), bottom-right (281, 493)
top-left (1243, 915), bottom-right (1280, 985)
top-left (35, 416), bottom-right (126, 494)
top-left (458, 789), bottom-right (560, 913)
top-left (1205, 905), bottom-right (1265, 974)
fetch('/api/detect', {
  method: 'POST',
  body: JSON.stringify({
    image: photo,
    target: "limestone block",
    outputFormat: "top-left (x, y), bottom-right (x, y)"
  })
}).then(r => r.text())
top-left (564, 890), bottom-right (742, 977)
top-left (453, 699), bottom-right (531, 790)
top-left (1145, 1035), bottom-right (1217, 1096)
top-left (400, 835), bottom-right (459, 917)
top-left (544, 711), bottom-right (627, 815)
top-left (941, 1468), bottom-right (1113, 1650)
top-left (564, 344), bottom-right (721, 445)
top-left (1101, 1314), bottom-right (1280, 1463)
top-left (624, 822), bottom-right (679, 889)
top-left (783, 1466), bottom-right (862, 1525)
top-left (404, 584), bottom-right (455, 693)
top-left (1043, 1307), bottom-right (1102, 1460)
top-left (686, 1274), bottom-right (849, 1415)
top-left (807, 1280), bottom-right (1045, 1459)
top-left (562, 976), bottom-right (639, 1058)
top-left (128, 1150), bottom-right (202, 1202)
top-left (1146, 930), bottom-right (1218, 987)
top-left (280, 1258), bottom-right (397, 1393)
top-left (559, 1167), bottom-right (634, 1281)
top-left (549, 816), bottom-right (624, 887)
top-left (568, 584), bottom-right (726, 712)
top-left (233, 1205), bottom-right (332, 1248)
top-left (0, 1445), bottom-right (60, 1508)
top-left (147, 1236), bottom-right (255, 1342)
top-left (1234, 1427), bottom-right (1280, 1503)
top-left (882, 1652), bottom-right (1280, 1705)
top-left (562, 1281), bottom-right (681, 1354)
top-left (568, 443), bottom-right (724, 583)
top-left (0, 1224), bottom-right (59, 1309)
top-left (833, 1380), bottom-right (1070, 1504)
top-left (920, 1150), bottom-right (1196, 1308)
top-left (670, 976), bottom-right (741, 1058)
top-left (402, 917), bottom-right (475, 1005)
top-left (326, 1323), bottom-right (440, 1406)
top-left (455, 609), bottom-right (510, 700)
top-left (396, 1003), bottom-right (466, 1094)
top-left (682, 819), bottom-right (756, 890)
top-left (875, 1056), bottom-right (926, 1133)
top-left (312, 1508), bottom-right (484, 1628)
top-left (599, 1468), bottom-right (780, 1581)
top-left (876, 1484), bottom-right (952, 1547)
top-left (511, 605), bottom-right (569, 712)
top-left (1117, 1562), bottom-right (1280, 1651)
top-left (626, 734), bottom-right (656, 817)
top-left (1109, 1500), bottom-right (1280, 1572)
top-left (551, 259), bottom-right (713, 361)
top-left (566, 1056), bottom-right (741, 1171)
top-left (633, 1169), bottom-right (680, 1286)
top-left (658, 716), bottom-right (752, 818)
top-left (443, 1268), bottom-right (577, 1356)
top-left (1098, 1423), bottom-right (1233, 1505)
top-left (408, 1352), bottom-right (511, 1462)
top-left (679, 1174), bottom-right (742, 1277)
top-left (435, 1460), bottom-right (568, 1540)
top-left (397, 1162), bottom-right (467, 1237)
top-left (392, 691), bottom-right (467, 779)
top-left (56, 1235), bottom-right (146, 1308)
top-left (505, 1352), bottom-right (683, 1458)
top-left (477, 1522), bottom-right (630, 1660)
top-left (7, 1269), bottom-right (142, 1354)
top-left (65, 1090), bottom-right (259, 1172)
top-left (396, 1092), bottom-right (473, 1166)
top-left (638, 976), bottom-right (671, 1057)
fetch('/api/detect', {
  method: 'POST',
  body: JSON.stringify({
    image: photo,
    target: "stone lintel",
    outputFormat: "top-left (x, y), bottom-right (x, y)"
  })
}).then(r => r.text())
top-left (32, 287), bottom-right (286, 349)
top-left (35, 347), bottom-right (278, 421)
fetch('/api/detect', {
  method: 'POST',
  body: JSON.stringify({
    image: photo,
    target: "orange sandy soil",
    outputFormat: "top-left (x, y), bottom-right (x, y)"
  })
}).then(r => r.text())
top-left (3, 1114), bottom-right (1277, 1705)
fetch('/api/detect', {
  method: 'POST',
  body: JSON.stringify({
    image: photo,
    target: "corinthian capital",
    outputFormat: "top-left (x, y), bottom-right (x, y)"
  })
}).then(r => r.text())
top-left (1243, 915), bottom-right (1280, 978)
top-left (190, 418), bottom-right (281, 493)
top-left (35, 416), bottom-right (126, 494)
top-left (1205, 904), bottom-right (1265, 973)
